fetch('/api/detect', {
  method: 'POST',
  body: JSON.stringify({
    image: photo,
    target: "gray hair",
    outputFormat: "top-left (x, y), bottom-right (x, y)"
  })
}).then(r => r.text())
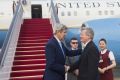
top-left (54, 23), bottom-right (67, 34)
top-left (81, 27), bottom-right (94, 40)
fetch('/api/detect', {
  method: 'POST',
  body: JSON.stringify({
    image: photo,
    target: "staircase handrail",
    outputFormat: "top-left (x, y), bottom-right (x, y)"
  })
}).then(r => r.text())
top-left (0, 1), bottom-right (24, 67)
top-left (50, 0), bottom-right (60, 33)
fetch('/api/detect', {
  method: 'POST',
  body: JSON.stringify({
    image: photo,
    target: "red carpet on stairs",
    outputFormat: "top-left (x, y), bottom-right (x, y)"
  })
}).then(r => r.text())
top-left (10, 18), bottom-right (53, 80)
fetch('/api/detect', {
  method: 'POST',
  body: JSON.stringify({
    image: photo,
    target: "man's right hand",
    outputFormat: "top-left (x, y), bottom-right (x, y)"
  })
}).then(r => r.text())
top-left (64, 65), bottom-right (70, 72)
top-left (74, 69), bottom-right (79, 76)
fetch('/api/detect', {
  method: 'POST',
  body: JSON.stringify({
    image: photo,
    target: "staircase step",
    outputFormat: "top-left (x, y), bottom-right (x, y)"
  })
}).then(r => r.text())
top-left (20, 33), bottom-right (52, 37)
top-left (20, 28), bottom-right (52, 31)
top-left (23, 18), bottom-right (50, 23)
top-left (18, 39), bottom-right (48, 41)
top-left (22, 24), bottom-right (51, 28)
top-left (18, 39), bottom-right (48, 43)
top-left (10, 69), bottom-right (44, 77)
top-left (12, 63), bottom-right (46, 71)
top-left (19, 36), bottom-right (51, 39)
top-left (16, 46), bottom-right (45, 51)
top-left (10, 75), bottom-right (43, 80)
top-left (21, 24), bottom-right (52, 27)
top-left (13, 59), bottom-right (46, 65)
top-left (13, 64), bottom-right (45, 67)
top-left (24, 18), bottom-right (49, 21)
top-left (14, 54), bottom-right (45, 60)
top-left (23, 21), bottom-right (50, 24)
top-left (19, 31), bottom-right (52, 34)
top-left (15, 50), bottom-right (45, 55)
top-left (12, 69), bottom-right (45, 72)
top-left (15, 54), bottom-right (45, 57)
top-left (20, 28), bottom-right (51, 31)
top-left (17, 43), bottom-right (47, 47)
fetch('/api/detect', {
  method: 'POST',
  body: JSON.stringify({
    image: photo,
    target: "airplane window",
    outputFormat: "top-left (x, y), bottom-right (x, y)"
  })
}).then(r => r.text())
top-left (74, 11), bottom-right (77, 16)
top-left (104, 10), bottom-right (108, 15)
top-left (86, 11), bottom-right (90, 16)
top-left (68, 11), bottom-right (71, 16)
top-left (110, 10), bottom-right (114, 15)
top-left (61, 12), bottom-right (65, 16)
top-left (98, 11), bottom-right (102, 15)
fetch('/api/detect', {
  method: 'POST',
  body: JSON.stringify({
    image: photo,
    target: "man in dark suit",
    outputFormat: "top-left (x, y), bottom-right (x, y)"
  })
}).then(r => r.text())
top-left (43, 23), bottom-right (81, 80)
top-left (69, 27), bottom-right (99, 80)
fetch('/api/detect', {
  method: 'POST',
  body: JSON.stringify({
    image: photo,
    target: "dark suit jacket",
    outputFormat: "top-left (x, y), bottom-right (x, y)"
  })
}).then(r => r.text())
top-left (69, 41), bottom-right (99, 80)
top-left (43, 37), bottom-right (81, 80)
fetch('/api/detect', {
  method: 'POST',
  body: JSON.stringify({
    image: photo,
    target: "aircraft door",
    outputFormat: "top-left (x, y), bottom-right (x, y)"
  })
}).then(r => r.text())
top-left (31, 5), bottom-right (42, 18)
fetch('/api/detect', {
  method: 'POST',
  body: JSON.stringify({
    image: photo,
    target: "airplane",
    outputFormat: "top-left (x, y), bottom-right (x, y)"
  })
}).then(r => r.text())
top-left (0, 0), bottom-right (120, 65)
top-left (0, 0), bottom-right (120, 64)
top-left (33, 0), bottom-right (120, 64)
top-left (0, 0), bottom-right (120, 79)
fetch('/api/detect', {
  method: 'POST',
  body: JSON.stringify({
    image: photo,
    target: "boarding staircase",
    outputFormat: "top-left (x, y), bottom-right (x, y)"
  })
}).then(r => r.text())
top-left (10, 18), bottom-right (52, 80)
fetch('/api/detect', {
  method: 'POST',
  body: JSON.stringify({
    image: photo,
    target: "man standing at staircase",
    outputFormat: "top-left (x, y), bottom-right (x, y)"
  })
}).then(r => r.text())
top-left (43, 23), bottom-right (81, 80)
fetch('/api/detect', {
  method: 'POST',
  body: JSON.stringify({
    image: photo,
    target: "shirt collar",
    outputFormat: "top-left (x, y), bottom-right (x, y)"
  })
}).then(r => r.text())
top-left (71, 48), bottom-right (78, 50)
top-left (101, 49), bottom-right (107, 54)
top-left (82, 40), bottom-right (91, 48)
top-left (54, 35), bottom-right (61, 43)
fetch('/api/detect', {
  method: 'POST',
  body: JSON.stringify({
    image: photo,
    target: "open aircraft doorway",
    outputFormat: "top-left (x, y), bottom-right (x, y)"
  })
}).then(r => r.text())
top-left (31, 5), bottom-right (42, 18)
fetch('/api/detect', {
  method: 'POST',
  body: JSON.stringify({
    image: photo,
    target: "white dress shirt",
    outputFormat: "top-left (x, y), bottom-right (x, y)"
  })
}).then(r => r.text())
top-left (81, 40), bottom-right (91, 50)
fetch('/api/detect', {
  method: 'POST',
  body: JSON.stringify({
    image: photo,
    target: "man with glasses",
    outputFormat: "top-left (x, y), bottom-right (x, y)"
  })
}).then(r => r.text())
top-left (66, 37), bottom-right (80, 80)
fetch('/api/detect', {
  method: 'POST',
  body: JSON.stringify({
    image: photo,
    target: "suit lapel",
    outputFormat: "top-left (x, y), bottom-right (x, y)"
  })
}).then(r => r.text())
top-left (82, 41), bottom-right (93, 54)
top-left (53, 37), bottom-right (65, 59)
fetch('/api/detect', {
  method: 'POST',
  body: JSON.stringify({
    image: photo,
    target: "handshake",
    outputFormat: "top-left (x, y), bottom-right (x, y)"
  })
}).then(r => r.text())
top-left (64, 65), bottom-right (79, 76)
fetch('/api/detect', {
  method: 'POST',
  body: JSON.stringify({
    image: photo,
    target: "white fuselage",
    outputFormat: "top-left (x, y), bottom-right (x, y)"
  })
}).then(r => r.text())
top-left (0, 0), bottom-right (120, 29)
top-left (22, 0), bottom-right (120, 27)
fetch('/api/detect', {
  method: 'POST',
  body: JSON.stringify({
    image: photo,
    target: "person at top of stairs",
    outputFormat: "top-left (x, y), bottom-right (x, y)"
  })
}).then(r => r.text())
top-left (43, 23), bottom-right (81, 80)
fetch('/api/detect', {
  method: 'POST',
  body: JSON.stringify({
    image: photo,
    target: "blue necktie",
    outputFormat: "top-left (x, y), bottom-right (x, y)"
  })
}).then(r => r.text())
top-left (59, 42), bottom-right (65, 58)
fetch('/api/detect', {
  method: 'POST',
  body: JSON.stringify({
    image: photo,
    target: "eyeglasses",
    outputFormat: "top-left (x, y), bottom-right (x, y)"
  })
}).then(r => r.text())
top-left (71, 42), bottom-right (78, 44)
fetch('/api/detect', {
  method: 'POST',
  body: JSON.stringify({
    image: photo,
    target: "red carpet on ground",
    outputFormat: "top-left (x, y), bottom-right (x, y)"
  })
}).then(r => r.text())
top-left (10, 18), bottom-right (52, 80)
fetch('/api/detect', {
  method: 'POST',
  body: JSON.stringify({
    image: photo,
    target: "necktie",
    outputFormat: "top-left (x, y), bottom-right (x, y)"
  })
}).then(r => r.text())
top-left (59, 42), bottom-right (65, 58)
